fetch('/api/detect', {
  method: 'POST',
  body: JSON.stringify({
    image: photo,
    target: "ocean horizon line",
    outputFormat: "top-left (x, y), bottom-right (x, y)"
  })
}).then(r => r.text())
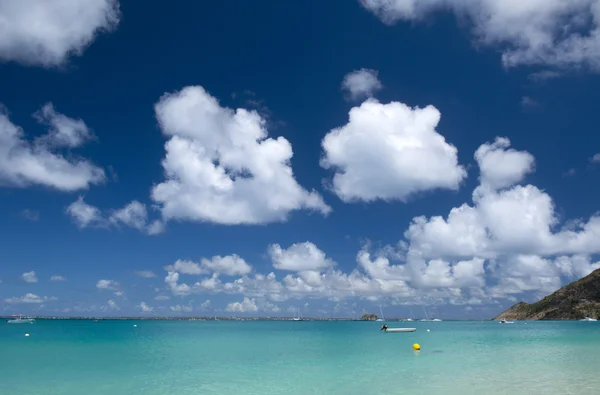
top-left (2, 315), bottom-right (486, 321)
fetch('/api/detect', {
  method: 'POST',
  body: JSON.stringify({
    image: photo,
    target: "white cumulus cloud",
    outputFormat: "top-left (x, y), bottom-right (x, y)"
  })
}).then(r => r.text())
top-left (359, 0), bottom-right (600, 72)
top-left (159, 137), bottom-right (600, 307)
top-left (109, 201), bottom-right (148, 230)
top-left (96, 279), bottom-right (119, 291)
top-left (400, 139), bottom-right (600, 296)
top-left (33, 103), bottom-right (95, 148)
top-left (50, 275), bottom-right (66, 282)
top-left (66, 197), bottom-right (105, 228)
top-left (166, 255), bottom-right (252, 276)
top-left (139, 302), bottom-right (153, 312)
top-left (66, 197), bottom-right (163, 234)
top-left (341, 68), bottom-right (383, 100)
top-left (165, 271), bottom-right (191, 296)
top-left (0, 104), bottom-right (105, 191)
top-left (21, 271), bottom-right (38, 283)
top-left (268, 242), bottom-right (335, 272)
top-left (474, 137), bottom-right (535, 191)
top-left (200, 255), bottom-right (252, 276)
top-left (0, 0), bottom-right (121, 67)
top-left (321, 99), bottom-right (466, 202)
top-left (225, 297), bottom-right (259, 313)
top-left (150, 86), bottom-right (330, 225)
top-left (166, 260), bottom-right (205, 275)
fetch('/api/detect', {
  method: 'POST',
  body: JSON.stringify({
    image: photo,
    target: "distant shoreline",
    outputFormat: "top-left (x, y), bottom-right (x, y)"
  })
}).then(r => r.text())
top-left (1, 316), bottom-right (468, 321)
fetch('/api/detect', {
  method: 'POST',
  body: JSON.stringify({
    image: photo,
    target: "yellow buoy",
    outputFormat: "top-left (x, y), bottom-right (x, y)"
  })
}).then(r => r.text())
top-left (413, 343), bottom-right (421, 351)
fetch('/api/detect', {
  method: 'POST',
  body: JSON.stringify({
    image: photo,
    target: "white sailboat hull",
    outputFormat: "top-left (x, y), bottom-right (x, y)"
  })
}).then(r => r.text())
top-left (7, 318), bottom-right (35, 324)
top-left (384, 327), bottom-right (416, 333)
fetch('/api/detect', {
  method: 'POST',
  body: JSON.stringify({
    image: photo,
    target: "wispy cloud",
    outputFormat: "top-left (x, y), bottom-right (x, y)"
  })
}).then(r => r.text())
top-left (134, 270), bottom-right (157, 278)
top-left (21, 209), bottom-right (39, 221)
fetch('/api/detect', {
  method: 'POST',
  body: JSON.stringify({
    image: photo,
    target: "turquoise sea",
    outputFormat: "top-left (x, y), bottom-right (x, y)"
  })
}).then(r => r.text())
top-left (1, 320), bottom-right (599, 395)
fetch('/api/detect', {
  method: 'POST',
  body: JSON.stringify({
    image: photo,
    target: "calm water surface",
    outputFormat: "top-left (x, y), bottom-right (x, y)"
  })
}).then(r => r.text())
top-left (1, 320), bottom-right (599, 395)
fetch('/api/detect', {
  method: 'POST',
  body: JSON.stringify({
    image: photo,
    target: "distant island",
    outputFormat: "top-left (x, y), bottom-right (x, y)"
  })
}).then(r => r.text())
top-left (494, 268), bottom-right (600, 321)
top-left (360, 313), bottom-right (378, 321)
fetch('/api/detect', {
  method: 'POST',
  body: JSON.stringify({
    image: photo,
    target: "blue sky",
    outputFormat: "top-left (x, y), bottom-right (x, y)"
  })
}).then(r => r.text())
top-left (1, 0), bottom-right (600, 319)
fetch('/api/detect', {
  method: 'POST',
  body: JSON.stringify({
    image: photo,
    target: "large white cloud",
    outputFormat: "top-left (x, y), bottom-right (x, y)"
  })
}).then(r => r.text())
top-left (406, 180), bottom-right (600, 260)
top-left (321, 99), bottom-right (466, 202)
top-left (163, 251), bottom-right (416, 304)
top-left (0, 0), bottom-right (120, 67)
top-left (159, 137), bottom-right (600, 307)
top-left (151, 86), bottom-right (330, 225)
top-left (401, 137), bottom-right (600, 296)
top-left (359, 0), bottom-right (600, 72)
top-left (268, 242), bottom-right (335, 272)
top-left (341, 68), bottom-right (383, 100)
top-left (0, 104), bottom-right (105, 191)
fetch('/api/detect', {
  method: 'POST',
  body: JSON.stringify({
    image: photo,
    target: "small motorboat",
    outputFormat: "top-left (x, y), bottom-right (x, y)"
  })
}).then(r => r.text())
top-left (579, 317), bottom-right (598, 322)
top-left (7, 315), bottom-right (35, 324)
top-left (499, 319), bottom-right (514, 324)
top-left (380, 325), bottom-right (416, 333)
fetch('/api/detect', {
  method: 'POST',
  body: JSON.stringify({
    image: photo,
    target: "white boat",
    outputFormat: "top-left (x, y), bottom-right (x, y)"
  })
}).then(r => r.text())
top-left (579, 317), bottom-right (598, 322)
top-left (420, 308), bottom-right (441, 321)
top-left (292, 306), bottom-right (303, 321)
top-left (499, 319), bottom-right (514, 324)
top-left (376, 305), bottom-right (385, 322)
top-left (7, 315), bottom-right (35, 324)
top-left (381, 326), bottom-right (416, 333)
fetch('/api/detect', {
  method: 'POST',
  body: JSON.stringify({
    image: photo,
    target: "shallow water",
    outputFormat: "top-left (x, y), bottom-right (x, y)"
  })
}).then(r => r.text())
top-left (1, 320), bottom-right (599, 395)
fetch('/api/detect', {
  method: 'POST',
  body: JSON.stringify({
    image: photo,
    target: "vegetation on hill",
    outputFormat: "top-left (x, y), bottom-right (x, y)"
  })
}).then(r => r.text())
top-left (494, 268), bottom-right (600, 320)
